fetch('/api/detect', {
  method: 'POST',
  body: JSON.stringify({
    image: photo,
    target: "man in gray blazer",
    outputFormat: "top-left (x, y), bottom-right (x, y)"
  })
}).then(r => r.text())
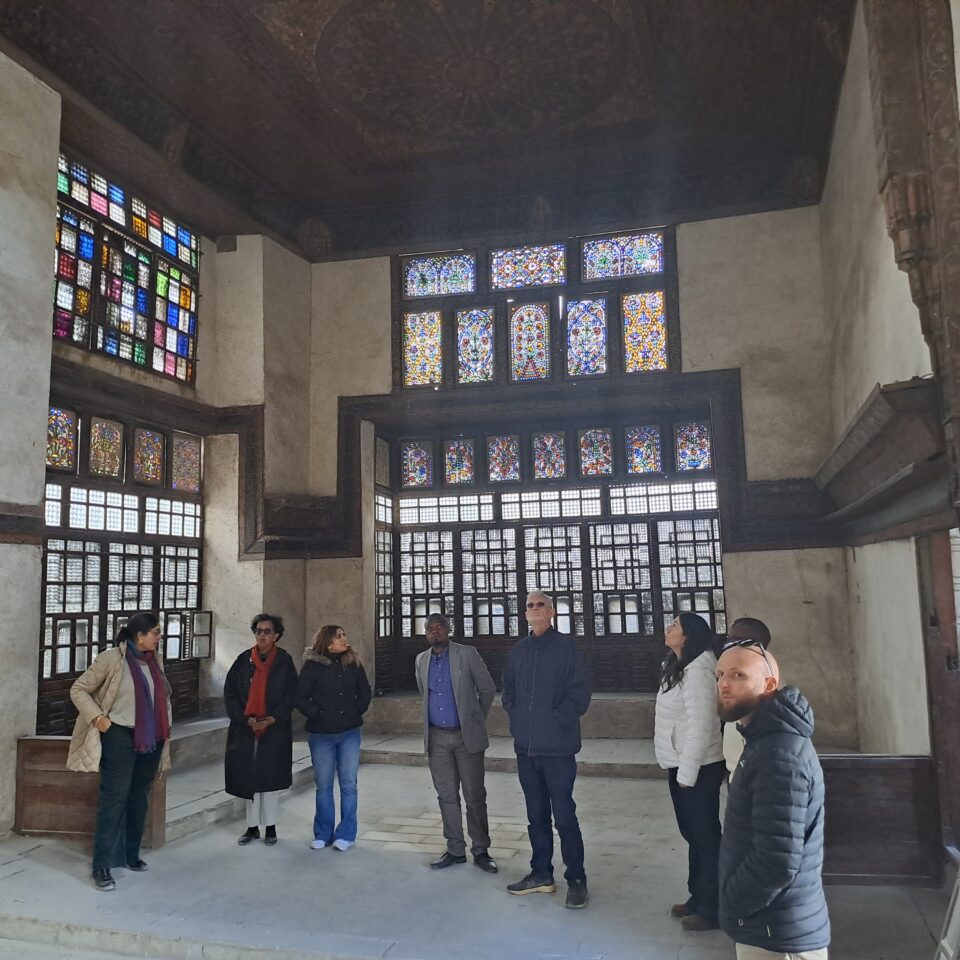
top-left (415, 612), bottom-right (497, 873)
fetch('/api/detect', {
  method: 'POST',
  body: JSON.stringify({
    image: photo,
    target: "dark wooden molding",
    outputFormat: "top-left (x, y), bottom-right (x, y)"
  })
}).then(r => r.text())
top-left (0, 502), bottom-right (42, 545)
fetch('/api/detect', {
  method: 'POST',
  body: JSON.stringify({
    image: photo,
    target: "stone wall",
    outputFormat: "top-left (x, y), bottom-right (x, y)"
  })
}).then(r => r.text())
top-left (0, 49), bottom-right (60, 831)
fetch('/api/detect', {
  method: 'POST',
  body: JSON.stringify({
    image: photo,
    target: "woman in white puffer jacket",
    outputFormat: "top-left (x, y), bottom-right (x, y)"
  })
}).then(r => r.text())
top-left (654, 612), bottom-right (725, 933)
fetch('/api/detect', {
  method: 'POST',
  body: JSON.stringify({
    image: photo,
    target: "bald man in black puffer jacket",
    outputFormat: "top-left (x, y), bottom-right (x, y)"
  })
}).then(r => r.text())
top-left (716, 643), bottom-right (829, 959)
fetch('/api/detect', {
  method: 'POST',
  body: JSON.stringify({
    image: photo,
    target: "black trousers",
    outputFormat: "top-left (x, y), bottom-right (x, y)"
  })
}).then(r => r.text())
top-left (517, 753), bottom-right (586, 883)
top-left (92, 724), bottom-right (163, 872)
top-left (667, 760), bottom-right (726, 923)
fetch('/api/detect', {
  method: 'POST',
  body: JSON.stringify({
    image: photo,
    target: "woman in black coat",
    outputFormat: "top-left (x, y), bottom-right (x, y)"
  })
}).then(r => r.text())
top-left (223, 613), bottom-right (298, 846)
top-left (295, 624), bottom-right (371, 851)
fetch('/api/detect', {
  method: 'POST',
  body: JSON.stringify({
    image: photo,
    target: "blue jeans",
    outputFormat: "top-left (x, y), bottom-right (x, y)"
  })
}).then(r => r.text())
top-left (308, 727), bottom-right (362, 843)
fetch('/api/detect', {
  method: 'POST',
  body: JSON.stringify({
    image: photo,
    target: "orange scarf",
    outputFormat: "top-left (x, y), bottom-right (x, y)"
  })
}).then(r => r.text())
top-left (244, 644), bottom-right (277, 735)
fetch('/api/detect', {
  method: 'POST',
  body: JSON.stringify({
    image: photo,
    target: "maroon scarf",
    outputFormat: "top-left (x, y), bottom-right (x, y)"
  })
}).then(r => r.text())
top-left (124, 644), bottom-right (170, 753)
top-left (244, 644), bottom-right (277, 738)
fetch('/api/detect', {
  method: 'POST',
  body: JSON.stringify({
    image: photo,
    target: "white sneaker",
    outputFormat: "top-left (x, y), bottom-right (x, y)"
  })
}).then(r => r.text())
top-left (332, 839), bottom-right (354, 852)
top-left (310, 839), bottom-right (327, 850)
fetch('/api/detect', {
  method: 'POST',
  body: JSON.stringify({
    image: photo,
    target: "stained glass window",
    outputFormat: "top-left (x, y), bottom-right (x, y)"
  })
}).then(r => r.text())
top-left (532, 432), bottom-right (566, 480)
top-left (491, 244), bottom-right (565, 289)
top-left (89, 417), bottom-right (124, 479)
top-left (152, 260), bottom-right (198, 382)
top-left (401, 442), bottom-right (433, 487)
top-left (54, 207), bottom-right (96, 346)
top-left (675, 422), bottom-right (713, 471)
top-left (566, 299), bottom-right (607, 377)
top-left (626, 426), bottom-right (662, 474)
top-left (46, 407), bottom-right (78, 471)
top-left (133, 429), bottom-right (165, 485)
top-left (510, 303), bottom-right (550, 381)
top-left (580, 429), bottom-right (613, 476)
top-left (172, 433), bottom-right (202, 492)
top-left (487, 435), bottom-right (521, 482)
top-left (622, 291), bottom-right (668, 372)
top-left (58, 153), bottom-right (199, 269)
top-left (582, 231), bottom-right (664, 280)
top-left (444, 439), bottom-right (475, 485)
top-left (457, 308), bottom-right (495, 383)
top-left (95, 230), bottom-right (152, 369)
top-left (403, 311), bottom-right (443, 386)
top-left (403, 253), bottom-right (476, 298)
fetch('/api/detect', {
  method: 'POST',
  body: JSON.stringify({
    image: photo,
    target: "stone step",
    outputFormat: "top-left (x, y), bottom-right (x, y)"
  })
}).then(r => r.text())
top-left (359, 734), bottom-right (665, 780)
top-left (168, 715), bottom-right (230, 770)
top-left (364, 692), bottom-right (656, 740)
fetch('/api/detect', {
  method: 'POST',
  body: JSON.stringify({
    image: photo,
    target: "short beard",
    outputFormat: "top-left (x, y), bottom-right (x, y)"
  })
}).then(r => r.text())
top-left (718, 700), bottom-right (754, 723)
top-left (429, 638), bottom-right (448, 652)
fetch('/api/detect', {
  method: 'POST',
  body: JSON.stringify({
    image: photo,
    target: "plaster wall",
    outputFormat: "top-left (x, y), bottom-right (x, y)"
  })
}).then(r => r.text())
top-left (200, 434), bottom-right (264, 705)
top-left (847, 540), bottom-right (930, 754)
top-left (678, 207), bottom-right (832, 481)
top-left (722, 548), bottom-right (857, 748)
top-left (820, 4), bottom-right (930, 440)
top-left (0, 49), bottom-right (60, 831)
top-left (309, 257), bottom-right (392, 497)
top-left (263, 240), bottom-right (311, 494)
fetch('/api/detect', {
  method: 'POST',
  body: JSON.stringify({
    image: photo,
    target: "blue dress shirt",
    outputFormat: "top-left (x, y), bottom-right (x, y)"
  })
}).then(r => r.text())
top-left (427, 647), bottom-right (460, 729)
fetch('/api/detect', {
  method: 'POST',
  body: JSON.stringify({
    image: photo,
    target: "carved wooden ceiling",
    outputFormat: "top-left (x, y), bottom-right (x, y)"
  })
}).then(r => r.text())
top-left (0, 0), bottom-right (855, 260)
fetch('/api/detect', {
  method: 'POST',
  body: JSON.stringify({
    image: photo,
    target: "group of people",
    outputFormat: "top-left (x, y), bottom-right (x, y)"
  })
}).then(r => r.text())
top-left (68, 593), bottom-right (829, 960)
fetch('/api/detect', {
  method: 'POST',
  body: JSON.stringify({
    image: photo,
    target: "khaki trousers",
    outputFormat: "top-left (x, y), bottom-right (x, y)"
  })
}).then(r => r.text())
top-left (736, 945), bottom-right (828, 960)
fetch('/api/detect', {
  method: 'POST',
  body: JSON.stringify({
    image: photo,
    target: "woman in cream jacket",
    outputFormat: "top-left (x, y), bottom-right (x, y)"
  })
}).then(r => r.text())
top-left (654, 612), bottom-right (725, 932)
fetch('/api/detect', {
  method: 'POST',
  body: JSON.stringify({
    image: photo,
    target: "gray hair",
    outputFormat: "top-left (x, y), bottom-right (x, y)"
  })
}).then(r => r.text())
top-left (526, 591), bottom-right (554, 607)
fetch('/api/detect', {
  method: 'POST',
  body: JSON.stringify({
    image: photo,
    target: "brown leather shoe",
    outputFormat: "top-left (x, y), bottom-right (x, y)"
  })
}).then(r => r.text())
top-left (681, 914), bottom-right (720, 932)
top-left (670, 901), bottom-right (694, 918)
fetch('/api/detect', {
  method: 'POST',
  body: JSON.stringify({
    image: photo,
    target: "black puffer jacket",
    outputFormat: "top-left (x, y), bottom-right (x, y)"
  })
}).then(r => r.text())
top-left (719, 687), bottom-right (830, 952)
top-left (295, 649), bottom-right (371, 735)
top-left (501, 628), bottom-right (591, 756)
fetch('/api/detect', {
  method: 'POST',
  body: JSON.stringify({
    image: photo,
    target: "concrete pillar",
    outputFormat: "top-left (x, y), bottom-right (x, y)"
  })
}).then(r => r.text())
top-left (0, 50), bottom-right (61, 830)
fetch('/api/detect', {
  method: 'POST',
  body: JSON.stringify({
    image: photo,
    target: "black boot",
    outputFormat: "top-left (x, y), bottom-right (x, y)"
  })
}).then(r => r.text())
top-left (238, 827), bottom-right (260, 846)
top-left (264, 825), bottom-right (277, 846)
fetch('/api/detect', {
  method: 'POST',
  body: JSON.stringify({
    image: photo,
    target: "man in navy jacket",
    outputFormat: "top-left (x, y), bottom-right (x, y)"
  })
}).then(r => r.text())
top-left (501, 591), bottom-right (592, 908)
top-left (716, 642), bottom-right (830, 959)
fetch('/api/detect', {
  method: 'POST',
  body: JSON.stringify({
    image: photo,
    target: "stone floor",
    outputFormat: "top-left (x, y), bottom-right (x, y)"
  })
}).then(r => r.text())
top-left (0, 763), bottom-right (948, 960)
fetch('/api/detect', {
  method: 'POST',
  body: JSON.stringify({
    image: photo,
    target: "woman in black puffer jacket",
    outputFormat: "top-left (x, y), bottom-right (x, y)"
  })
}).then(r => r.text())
top-left (295, 624), bottom-right (371, 852)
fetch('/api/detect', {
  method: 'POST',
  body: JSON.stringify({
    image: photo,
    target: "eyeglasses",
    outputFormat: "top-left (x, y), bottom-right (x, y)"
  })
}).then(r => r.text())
top-left (722, 637), bottom-right (773, 675)
top-left (526, 601), bottom-right (548, 609)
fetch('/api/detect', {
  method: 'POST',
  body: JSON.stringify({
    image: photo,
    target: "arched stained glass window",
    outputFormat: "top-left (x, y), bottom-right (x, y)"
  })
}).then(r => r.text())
top-left (46, 407), bottom-right (78, 471)
top-left (582, 231), bottom-right (663, 280)
top-left (532, 432), bottom-right (566, 480)
top-left (444, 439), bottom-right (475, 485)
top-left (675, 422), bottom-right (713, 471)
top-left (566, 298), bottom-right (607, 377)
top-left (401, 442), bottom-right (433, 487)
top-left (625, 426), bottom-right (662, 474)
top-left (172, 433), bottom-right (202, 492)
top-left (510, 303), bottom-right (550, 381)
top-left (133, 429), bottom-right (165, 485)
top-left (622, 291), bottom-right (667, 372)
top-left (89, 417), bottom-right (124, 478)
top-left (403, 253), bottom-right (476, 298)
top-left (487, 436), bottom-right (521, 482)
top-left (457, 307), bottom-right (494, 383)
top-left (580, 429), bottom-right (613, 476)
top-left (403, 311), bottom-right (443, 385)
top-left (491, 244), bottom-right (565, 289)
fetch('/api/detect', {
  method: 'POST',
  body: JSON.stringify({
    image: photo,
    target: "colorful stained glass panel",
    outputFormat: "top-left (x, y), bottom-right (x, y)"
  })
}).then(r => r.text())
top-left (487, 436), bottom-right (521, 482)
top-left (456, 308), bottom-right (495, 383)
top-left (89, 417), bottom-right (124, 478)
top-left (403, 311), bottom-right (443, 386)
top-left (401, 442), bottom-right (433, 487)
top-left (582, 231), bottom-right (664, 280)
top-left (53, 206), bottom-right (96, 346)
top-left (580, 429), bottom-right (613, 476)
top-left (443, 439), bottom-right (475, 485)
top-left (403, 253), bottom-right (476, 298)
top-left (623, 291), bottom-right (667, 372)
top-left (532, 432), bottom-right (566, 480)
top-left (626, 426), bottom-right (662, 474)
top-left (675, 422), bottom-right (713, 471)
top-left (510, 303), bottom-right (550, 381)
top-left (172, 432), bottom-right (202, 492)
top-left (46, 407), bottom-right (78, 471)
top-left (566, 299), bottom-right (607, 377)
top-left (491, 244), bottom-right (565, 289)
top-left (132, 429), bottom-right (164, 485)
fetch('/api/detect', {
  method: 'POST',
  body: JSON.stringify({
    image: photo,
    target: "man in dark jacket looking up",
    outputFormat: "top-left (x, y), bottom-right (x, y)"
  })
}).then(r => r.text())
top-left (502, 591), bottom-right (592, 909)
top-left (715, 643), bottom-right (830, 960)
